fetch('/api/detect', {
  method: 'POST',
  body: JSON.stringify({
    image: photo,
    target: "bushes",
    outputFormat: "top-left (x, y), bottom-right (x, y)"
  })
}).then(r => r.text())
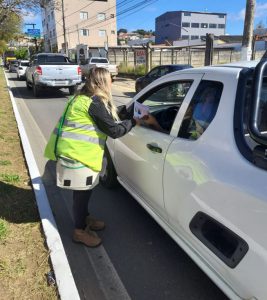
top-left (118, 63), bottom-right (146, 77)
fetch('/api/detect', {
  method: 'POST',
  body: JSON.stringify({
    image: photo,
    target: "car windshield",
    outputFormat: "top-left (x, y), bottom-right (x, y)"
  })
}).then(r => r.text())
top-left (21, 62), bottom-right (29, 67)
top-left (91, 58), bottom-right (108, 63)
top-left (38, 55), bottom-right (69, 63)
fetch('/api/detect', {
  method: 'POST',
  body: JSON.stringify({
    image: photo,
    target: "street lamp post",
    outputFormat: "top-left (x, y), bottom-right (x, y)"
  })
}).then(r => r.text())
top-left (165, 22), bottom-right (190, 65)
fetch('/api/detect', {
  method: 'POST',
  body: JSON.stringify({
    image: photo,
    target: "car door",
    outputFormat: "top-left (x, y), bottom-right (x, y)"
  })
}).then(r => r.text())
top-left (114, 73), bottom-right (204, 219)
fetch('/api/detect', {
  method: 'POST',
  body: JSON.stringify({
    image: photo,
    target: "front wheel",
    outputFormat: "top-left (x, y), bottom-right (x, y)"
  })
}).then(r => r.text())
top-left (100, 147), bottom-right (118, 189)
top-left (26, 78), bottom-right (32, 89)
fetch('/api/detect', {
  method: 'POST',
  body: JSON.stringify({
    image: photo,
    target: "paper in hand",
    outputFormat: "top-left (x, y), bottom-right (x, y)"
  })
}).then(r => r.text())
top-left (134, 102), bottom-right (149, 119)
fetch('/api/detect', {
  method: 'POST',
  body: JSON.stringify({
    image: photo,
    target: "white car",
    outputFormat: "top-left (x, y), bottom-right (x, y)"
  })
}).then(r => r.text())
top-left (100, 60), bottom-right (267, 300)
top-left (16, 60), bottom-right (29, 80)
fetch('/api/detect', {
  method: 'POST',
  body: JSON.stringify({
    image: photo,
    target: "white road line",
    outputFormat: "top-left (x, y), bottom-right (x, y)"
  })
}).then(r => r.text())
top-left (4, 71), bottom-right (80, 300)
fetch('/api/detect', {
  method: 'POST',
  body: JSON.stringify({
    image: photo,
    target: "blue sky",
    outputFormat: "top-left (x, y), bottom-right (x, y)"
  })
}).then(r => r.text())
top-left (23, 0), bottom-right (267, 35)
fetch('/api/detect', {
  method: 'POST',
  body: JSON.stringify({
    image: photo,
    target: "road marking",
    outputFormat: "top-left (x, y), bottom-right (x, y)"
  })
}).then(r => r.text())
top-left (4, 71), bottom-right (80, 300)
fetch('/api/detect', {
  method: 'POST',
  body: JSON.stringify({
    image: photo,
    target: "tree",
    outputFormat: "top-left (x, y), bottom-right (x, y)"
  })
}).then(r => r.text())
top-left (118, 28), bottom-right (127, 34)
top-left (15, 47), bottom-right (28, 59)
top-left (0, 11), bottom-right (22, 41)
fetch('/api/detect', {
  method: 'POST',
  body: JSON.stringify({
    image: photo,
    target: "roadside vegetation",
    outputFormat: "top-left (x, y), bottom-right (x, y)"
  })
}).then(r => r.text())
top-left (118, 62), bottom-right (147, 77)
top-left (0, 67), bottom-right (58, 299)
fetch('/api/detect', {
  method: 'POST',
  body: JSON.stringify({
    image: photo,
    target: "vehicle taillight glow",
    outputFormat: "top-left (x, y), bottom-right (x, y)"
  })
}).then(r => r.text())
top-left (36, 66), bottom-right (42, 75)
top-left (78, 66), bottom-right (82, 75)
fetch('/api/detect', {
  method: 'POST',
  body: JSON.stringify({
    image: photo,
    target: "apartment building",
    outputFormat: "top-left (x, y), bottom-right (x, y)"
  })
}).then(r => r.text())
top-left (41, 0), bottom-right (117, 53)
top-left (155, 10), bottom-right (226, 44)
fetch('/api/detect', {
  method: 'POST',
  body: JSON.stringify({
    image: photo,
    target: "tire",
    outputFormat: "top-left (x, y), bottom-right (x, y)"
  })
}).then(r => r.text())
top-left (100, 147), bottom-right (118, 189)
top-left (26, 79), bottom-right (32, 89)
top-left (69, 86), bottom-right (77, 95)
top-left (33, 81), bottom-right (40, 97)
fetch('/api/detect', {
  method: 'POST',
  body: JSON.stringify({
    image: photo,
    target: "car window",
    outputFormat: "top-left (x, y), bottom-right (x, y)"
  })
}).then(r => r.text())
top-left (147, 67), bottom-right (159, 78)
top-left (37, 55), bottom-right (68, 63)
top-left (178, 80), bottom-right (223, 140)
top-left (159, 66), bottom-right (170, 76)
top-left (137, 81), bottom-right (193, 133)
top-left (91, 58), bottom-right (108, 63)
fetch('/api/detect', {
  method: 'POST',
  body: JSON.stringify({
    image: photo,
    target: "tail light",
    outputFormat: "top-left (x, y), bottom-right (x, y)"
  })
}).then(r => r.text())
top-left (78, 66), bottom-right (82, 75)
top-left (36, 66), bottom-right (42, 75)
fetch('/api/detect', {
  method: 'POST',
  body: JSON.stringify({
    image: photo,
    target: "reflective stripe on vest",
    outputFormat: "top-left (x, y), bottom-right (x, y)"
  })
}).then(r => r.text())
top-left (63, 119), bottom-right (104, 135)
top-left (54, 129), bottom-right (106, 146)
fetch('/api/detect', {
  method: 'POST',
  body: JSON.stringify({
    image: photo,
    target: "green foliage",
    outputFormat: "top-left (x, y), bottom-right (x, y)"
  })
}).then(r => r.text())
top-left (0, 12), bottom-right (22, 41)
top-left (0, 174), bottom-right (20, 183)
top-left (0, 219), bottom-right (8, 241)
top-left (15, 48), bottom-right (28, 59)
top-left (118, 63), bottom-right (146, 76)
top-left (118, 28), bottom-right (128, 34)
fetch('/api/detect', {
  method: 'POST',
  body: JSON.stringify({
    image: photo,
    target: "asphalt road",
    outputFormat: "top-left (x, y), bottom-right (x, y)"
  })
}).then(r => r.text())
top-left (6, 71), bottom-right (229, 300)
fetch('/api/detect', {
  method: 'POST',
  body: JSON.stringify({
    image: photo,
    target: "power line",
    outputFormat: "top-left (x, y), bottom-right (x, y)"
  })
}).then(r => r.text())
top-left (56, 0), bottom-right (138, 35)
top-left (56, 0), bottom-right (155, 38)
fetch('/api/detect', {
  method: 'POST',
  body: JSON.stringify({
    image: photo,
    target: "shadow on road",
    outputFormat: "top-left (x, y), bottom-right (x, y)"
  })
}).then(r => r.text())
top-left (10, 86), bottom-right (69, 100)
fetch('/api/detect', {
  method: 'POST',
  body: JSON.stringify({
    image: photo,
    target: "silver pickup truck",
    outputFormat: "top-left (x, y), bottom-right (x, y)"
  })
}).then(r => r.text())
top-left (25, 53), bottom-right (82, 97)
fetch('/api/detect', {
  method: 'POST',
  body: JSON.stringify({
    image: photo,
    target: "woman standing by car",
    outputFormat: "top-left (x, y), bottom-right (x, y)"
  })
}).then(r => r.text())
top-left (44, 67), bottom-right (143, 248)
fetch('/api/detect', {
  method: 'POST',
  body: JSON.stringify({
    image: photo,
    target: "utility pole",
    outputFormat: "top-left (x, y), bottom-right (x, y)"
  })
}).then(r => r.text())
top-left (204, 33), bottom-right (214, 66)
top-left (61, 0), bottom-right (68, 54)
top-left (241, 0), bottom-right (256, 61)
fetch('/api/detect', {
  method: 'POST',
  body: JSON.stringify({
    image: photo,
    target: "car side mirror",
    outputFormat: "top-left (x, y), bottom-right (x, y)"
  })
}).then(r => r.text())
top-left (249, 59), bottom-right (267, 146)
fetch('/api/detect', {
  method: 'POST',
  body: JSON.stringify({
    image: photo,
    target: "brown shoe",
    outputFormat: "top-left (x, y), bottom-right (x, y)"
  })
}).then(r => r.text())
top-left (86, 216), bottom-right (105, 231)
top-left (73, 229), bottom-right (101, 248)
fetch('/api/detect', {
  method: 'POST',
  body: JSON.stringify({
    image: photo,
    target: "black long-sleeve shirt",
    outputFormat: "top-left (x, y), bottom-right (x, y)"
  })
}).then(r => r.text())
top-left (88, 96), bottom-right (136, 139)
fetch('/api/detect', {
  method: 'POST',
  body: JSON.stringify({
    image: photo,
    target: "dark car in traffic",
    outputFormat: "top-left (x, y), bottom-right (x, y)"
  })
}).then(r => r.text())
top-left (135, 64), bottom-right (192, 92)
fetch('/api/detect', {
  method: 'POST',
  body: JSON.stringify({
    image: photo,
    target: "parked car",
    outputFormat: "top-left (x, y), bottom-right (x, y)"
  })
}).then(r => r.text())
top-left (100, 59), bottom-right (267, 300)
top-left (80, 57), bottom-right (118, 81)
top-left (135, 64), bottom-right (192, 92)
top-left (8, 60), bottom-right (19, 72)
top-left (25, 53), bottom-right (82, 97)
top-left (16, 60), bottom-right (29, 80)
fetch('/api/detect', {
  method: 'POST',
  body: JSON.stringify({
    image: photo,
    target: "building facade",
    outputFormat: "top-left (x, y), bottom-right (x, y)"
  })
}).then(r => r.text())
top-left (41, 0), bottom-right (117, 55)
top-left (155, 11), bottom-right (226, 45)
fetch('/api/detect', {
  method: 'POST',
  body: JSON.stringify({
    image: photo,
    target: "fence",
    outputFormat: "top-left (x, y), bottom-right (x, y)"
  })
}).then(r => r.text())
top-left (106, 47), bottom-right (265, 70)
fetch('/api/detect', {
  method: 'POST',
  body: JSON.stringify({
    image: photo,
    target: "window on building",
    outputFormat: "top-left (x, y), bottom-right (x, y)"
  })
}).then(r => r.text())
top-left (110, 14), bottom-right (115, 18)
top-left (209, 23), bottom-right (217, 28)
top-left (111, 30), bottom-right (115, 34)
top-left (191, 35), bottom-right (199, 40)
top-left (48, 14), bottom-right (50, 22)
top-left (182, 22), bottom-right (190, 27)
top-left (49, 31), bottom-right (52, 38)
top-left (218, 14), bottom-right (225, 18)
top-left (181, 35), bottom-right (189, 40)
top-left (184, 12), bottom-right (191, 16)
top-left (51, 11), bottom-right (54, 19)
top-left (80, 29), bottom-right (89, 36)
top-left (201, 23), bottom-right (208, 28)
top-left (218, 24), bottom-right (225, 29)
top-left (46, 24), bottom-right (49, 30)
top-left (191, 23), bottom-right (199, 28)
top-left (80, 11), bottom-right (88, 20)
top-left (99, 30), bottom-right (106, 37)
top-left (97, 13), bottom-right (106, 21)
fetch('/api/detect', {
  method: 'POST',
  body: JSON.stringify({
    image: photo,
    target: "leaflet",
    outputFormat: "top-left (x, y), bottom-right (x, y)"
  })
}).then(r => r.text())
top-left (134, 102), bottom-right (149, 119)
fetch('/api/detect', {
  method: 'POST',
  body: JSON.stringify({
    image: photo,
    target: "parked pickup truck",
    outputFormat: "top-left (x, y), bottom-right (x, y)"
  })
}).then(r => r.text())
top-left (100, 58), bottom-right (267, 300)
top-left (80, 57), bottom-right (118, 81)
top-left (25, 53), bottom-right (82, 97)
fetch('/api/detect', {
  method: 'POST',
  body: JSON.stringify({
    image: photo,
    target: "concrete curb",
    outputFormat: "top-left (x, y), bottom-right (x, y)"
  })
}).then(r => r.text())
top-left (3, 70), bottom-right (80, 300)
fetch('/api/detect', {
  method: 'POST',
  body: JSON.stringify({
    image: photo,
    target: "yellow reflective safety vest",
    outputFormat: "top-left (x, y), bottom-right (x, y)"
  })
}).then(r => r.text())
top-left (44, 95), bottom-right (107, 172)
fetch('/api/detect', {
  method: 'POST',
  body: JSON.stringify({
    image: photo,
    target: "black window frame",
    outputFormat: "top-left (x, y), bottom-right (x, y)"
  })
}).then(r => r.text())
top-left (191, 23), bottom-right (200, 28)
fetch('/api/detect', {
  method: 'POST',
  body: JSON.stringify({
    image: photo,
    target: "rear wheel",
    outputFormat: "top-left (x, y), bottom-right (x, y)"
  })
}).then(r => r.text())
top-left (69, 86), bottom-right (77, 95)
top-left (100, 147), bottom-right (118, 189)
top-left (33, 81), bottom-right (40, 97)
top-left (26, 78), bottom-right (31, 89)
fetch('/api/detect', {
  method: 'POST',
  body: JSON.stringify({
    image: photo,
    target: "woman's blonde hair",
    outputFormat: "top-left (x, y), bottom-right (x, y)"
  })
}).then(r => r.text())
top-left (79, 67), bottom-right (119, 120)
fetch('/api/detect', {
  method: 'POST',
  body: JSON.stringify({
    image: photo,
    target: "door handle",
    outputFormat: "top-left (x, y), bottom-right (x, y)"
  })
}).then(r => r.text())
top-left (146, 143), bottom-right (162, 153)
